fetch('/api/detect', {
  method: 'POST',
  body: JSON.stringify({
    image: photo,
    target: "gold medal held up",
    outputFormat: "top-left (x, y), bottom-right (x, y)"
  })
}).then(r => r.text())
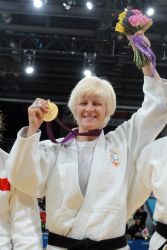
top-left (43, 100), bottom-right (58, 122)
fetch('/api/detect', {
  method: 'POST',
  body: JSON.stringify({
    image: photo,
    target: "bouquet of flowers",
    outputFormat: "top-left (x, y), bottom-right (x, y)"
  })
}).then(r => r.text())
top-left (115, 8), bottom-right (156, 73)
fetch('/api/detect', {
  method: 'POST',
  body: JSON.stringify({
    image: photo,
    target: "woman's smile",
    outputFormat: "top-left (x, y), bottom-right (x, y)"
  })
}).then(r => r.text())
top-left (76, 94), bottom-right (107, 132)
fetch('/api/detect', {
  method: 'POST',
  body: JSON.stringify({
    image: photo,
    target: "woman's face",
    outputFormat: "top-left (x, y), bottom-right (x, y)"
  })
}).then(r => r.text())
top-left (76, 94), bottom-right (107, 132)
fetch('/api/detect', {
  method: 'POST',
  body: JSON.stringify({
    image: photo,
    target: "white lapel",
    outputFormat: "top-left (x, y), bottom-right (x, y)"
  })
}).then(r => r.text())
top-left (68, 131), bottom-right (107, 238)
top-left (83, 131), bottom-right (106, 201)
top-left (64, 139), bottom-right (84, 198)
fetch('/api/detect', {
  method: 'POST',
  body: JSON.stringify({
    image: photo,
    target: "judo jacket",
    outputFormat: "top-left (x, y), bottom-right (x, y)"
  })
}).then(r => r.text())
top-left (127, 137), bottom-right (167, 250)
top-left (0, 148), bottom-right (43, 250)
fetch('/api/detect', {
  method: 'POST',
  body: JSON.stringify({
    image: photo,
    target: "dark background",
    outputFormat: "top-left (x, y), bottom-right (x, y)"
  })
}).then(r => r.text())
top-left (1, 0), bottom-right (167, 151)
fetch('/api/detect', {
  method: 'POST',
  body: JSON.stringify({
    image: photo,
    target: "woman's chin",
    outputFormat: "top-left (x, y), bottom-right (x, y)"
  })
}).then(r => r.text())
top-left (80, 124), bottom-right (100, 132)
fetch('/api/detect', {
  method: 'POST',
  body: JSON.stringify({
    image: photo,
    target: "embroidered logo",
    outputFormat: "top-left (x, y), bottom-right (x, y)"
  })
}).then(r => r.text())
top-left (111, 153), bottom-right (119, 167)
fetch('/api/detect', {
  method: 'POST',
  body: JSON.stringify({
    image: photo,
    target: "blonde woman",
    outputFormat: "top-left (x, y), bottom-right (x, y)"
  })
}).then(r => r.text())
top-left (7, 37), bottom-right (167, 250)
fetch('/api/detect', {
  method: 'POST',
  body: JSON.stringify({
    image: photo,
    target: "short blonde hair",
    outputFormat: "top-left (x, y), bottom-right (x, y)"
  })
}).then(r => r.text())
top-left (68, 76), bottom-right (116, 126)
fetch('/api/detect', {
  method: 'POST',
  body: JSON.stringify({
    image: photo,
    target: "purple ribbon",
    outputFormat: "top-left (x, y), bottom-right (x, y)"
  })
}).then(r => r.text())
top-left (129, 35), bottom-right (156, 77)
top-left (46, 117), bottom-right (102, 144)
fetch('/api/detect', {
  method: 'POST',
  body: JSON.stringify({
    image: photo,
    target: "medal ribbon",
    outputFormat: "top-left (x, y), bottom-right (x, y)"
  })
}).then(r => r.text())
top-left (46, 117), bottom-right (102, 144)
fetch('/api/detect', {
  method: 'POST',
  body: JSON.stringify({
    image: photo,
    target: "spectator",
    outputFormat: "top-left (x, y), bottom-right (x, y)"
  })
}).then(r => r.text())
top-left (127, 218), bottom-right (145, 240)
top-left (133, 206), bottom-right (147, 227)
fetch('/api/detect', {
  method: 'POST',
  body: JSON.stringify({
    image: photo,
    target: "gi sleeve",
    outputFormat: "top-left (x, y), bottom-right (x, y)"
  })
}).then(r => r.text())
top-left (127, 76), bottom-right (167, 162)
top-left (7, 127), bottom-right (59, 198)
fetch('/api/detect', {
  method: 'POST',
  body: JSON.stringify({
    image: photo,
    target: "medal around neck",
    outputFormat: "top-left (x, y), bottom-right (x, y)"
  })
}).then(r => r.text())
top-left (43, 101), bottom-right (58, 122)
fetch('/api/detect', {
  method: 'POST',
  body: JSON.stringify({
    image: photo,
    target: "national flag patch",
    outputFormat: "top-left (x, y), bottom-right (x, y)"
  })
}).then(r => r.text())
top-left (0, 178), bottom-right (10, 191)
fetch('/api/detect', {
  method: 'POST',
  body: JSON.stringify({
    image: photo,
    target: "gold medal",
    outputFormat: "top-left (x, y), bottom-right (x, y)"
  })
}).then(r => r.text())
top-left (43, 101), bottom-right (58, 122)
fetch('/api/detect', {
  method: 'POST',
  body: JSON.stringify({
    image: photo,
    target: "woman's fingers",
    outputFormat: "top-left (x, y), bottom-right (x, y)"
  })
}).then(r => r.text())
top-left (135, 30), bottom-right (144, 36)
top-left (28, 98), bottom-right (49, 128)
top-left (31, 98), bottom-right (48, 112)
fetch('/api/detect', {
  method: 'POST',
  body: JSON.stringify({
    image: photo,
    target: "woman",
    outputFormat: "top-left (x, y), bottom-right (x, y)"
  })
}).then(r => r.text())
top-left (127, 137), bottom-right (167, 250)
top-left (7, 36), bottom-right (167, 250)
top-left (0, 113), bottom-right (43, 249)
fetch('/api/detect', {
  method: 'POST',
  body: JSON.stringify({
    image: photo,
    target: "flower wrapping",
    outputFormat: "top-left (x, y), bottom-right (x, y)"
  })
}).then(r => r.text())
top-left (115, 8), bottom-right (156, 74)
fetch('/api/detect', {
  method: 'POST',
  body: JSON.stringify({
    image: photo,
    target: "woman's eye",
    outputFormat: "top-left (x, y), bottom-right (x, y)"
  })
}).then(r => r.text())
top-left (94, 103), bottom-right (101, 106)
top-left (79, 102), bottom-right (87, 105)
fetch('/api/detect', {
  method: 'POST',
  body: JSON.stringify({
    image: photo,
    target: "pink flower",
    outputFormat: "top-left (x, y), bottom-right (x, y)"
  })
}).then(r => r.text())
top-left (128, 14), bottom-right (150, 27)
top-left (131, 9), bottom-right (142, 15)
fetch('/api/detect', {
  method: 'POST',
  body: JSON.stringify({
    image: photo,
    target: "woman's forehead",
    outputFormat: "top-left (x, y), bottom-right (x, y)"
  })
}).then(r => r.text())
top-left (79, 92), bottom-right (105, 100)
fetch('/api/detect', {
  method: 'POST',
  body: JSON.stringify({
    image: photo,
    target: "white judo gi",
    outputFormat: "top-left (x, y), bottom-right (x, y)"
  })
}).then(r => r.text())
top-left (0, 148), bottom-right (43, 250)
top-left (7, 76), bottom-right (167, 250)
top-left (127, 137), bottom-right (167, 250)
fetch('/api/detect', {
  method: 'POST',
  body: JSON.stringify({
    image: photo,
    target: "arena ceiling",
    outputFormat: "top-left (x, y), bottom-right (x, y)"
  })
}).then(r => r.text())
top-left (0, 0), bottom-right (167, 148)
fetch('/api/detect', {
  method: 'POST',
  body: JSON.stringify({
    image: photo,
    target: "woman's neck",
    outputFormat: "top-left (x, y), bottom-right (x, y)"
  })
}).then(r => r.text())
top-left (76, 135), bottom-right (97, 142)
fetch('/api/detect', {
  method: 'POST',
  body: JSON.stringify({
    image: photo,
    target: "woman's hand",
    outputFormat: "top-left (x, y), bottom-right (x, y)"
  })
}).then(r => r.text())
top-left (128, 30), bottom-right (151, 51)
top-left (128, 30), bottom-right (160, 79)
top-left (27, 98), bottom-right (49, 137)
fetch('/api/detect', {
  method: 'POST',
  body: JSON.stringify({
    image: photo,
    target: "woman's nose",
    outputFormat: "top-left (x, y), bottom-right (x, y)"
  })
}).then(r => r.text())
top-left (86, 103), bottom-right (94, 111)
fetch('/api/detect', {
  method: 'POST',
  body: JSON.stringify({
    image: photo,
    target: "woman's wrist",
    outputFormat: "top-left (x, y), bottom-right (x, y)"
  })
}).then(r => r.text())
top-left (26, 126), bottom-right (38, 137)
top-left (142, 63), bottom-right (160, 80)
